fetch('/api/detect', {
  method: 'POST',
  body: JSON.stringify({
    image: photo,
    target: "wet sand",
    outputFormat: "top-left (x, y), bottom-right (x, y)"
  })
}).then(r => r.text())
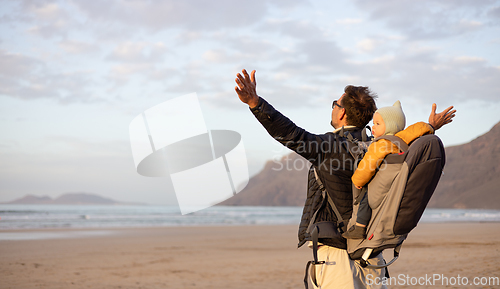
top-left (1, 223), bottom-right (499, 289)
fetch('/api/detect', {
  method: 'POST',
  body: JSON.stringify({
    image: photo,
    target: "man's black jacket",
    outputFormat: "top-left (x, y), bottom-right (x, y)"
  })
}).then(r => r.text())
top-left (250, 97), bottom-right (365, 249)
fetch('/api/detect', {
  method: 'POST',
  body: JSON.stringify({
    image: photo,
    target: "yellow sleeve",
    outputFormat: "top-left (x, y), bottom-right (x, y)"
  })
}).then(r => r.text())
top-left (351, 139), bottom-right (396, 188)
top-left (396, 122), bottom-right (434, 145)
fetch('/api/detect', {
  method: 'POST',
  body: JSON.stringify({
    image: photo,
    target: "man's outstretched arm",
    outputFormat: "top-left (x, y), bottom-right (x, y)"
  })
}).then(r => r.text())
top-left (233, 69), bottom-right (345, 163)
top-left (235, 69), bottom-right (260, 108)
top-left (428, 103), bottom-right (456, 130)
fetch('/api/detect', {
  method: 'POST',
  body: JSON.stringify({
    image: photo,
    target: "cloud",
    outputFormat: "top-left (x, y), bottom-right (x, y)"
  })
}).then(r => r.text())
top-left (202, 49), bottom-right (228, 63)
top-left (106, 42), bottom-right (168, 63)
top-left (252, 35), bottom-right (500, 108)
top-left (0, 49), bottom-right (40, 77)
top-left (58, 40), bottom-right (100, 54)
top-left (347, 49), bottom-right (500, 104)
top-left (164, 62), bottom-right (212, 95)
top-left (72, 0), bottom-right (306, 32)
top-left (22, 1), bottom-right (77, 39)
top-left (1, 0), bottom-right (321, 108)
top-left (3, 0), bottom-right (498, 110)
top-left (487, 5), bottom-right (500, 21)
top-left (0, 49), bottom-right (99, 103)
top-left (357, 38), bottom-right (377, 52)
top-left (2, 0), bottom-right (306, 42)
top-left (336, 18), bottom-right (363, 25)
top-left (453, 56), bottom-right (486, 64)
top-left (287, 39), bottom-right (349, 71)
top-left (260, 19), bottom-right (324, 40)
top-left (353, 0), bottom-right (496, 39)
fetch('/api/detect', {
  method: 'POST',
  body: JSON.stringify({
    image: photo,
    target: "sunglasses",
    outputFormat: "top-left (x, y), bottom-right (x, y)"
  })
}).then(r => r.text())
top-left (332, 100), bottom-right (343, 109)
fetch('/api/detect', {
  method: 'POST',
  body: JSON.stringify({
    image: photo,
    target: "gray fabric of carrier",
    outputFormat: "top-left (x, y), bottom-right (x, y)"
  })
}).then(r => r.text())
top-left (347, 134), bottom-right (445, 260)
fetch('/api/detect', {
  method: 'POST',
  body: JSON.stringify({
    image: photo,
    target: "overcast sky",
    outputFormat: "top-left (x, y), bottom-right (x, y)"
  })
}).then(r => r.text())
top-left (1, 0), bottom-right (499, 205)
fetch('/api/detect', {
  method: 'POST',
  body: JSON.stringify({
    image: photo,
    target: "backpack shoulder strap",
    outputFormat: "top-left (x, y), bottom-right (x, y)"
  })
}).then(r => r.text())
top-left (338, 129), bottom-right (363, 161)
top-left (375, 135), bottom-right (409, 152)
top-left (313, 167), bottom-right (346, 230)
top-left (342, 128), bottom-right (373, 171)
top-left (362, 126), bottom-right (371, 142)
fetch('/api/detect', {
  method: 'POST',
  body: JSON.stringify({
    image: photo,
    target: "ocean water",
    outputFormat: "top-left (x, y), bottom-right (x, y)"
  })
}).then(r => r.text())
top-left (0, 205), bottom-right (303, 230)
top-left (0, 205), bottom-right (499, 231)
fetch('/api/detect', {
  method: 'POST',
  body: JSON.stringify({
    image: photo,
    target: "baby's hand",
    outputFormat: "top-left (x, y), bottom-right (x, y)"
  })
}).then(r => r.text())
top-left (355, 185), bottom-right (363, 189)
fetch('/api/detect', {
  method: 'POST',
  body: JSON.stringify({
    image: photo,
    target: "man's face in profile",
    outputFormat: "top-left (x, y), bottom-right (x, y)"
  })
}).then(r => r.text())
top-left (331, 94), bottom-right (345, 129)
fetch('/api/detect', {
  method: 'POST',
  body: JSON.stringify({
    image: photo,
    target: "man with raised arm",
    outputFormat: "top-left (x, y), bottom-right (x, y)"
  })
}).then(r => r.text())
top-left (235, 69), bottom-right (455, 289)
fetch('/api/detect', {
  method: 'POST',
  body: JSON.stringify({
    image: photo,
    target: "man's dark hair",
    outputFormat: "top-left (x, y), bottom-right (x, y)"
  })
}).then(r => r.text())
top-left (341, 85), bottom-right (378, 128)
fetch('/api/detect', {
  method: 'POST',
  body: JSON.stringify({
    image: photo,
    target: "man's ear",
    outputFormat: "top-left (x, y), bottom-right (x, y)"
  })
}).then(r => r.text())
top-left (339, 108), bottom-right (346, 120)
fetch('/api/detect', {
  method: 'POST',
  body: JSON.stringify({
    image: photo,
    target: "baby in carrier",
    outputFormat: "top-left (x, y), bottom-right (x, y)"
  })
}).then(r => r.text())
top-left (342, 101), bottom-right (434, 239)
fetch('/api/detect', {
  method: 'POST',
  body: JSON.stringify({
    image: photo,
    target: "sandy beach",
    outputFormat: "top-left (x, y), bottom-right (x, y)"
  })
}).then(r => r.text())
top-left (1, 223), bottom-right (499, 289)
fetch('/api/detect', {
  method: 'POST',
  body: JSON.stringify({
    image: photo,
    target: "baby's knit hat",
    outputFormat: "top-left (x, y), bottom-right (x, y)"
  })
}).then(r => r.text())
top-left (375, 100), bottom-right (406, 135)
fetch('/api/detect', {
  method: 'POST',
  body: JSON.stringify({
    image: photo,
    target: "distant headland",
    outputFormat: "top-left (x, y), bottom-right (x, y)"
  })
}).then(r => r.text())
top-left (2, 192), bottom-right (145, 206)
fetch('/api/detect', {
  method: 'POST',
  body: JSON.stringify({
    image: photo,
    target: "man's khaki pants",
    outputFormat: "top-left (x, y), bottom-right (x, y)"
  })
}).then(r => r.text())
top-left (307, 245), bottom-right (388, 289)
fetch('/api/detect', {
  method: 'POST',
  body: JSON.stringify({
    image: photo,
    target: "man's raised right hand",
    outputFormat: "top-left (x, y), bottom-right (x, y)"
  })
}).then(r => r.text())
top-left (235, 69), bottom-right (260, 108)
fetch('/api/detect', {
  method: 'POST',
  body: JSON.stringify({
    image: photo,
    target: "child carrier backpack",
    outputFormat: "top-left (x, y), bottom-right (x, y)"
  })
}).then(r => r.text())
top-left (346, 133), bottom-right (445, 268)
top-left (307, 130), bottom-right (446, 272)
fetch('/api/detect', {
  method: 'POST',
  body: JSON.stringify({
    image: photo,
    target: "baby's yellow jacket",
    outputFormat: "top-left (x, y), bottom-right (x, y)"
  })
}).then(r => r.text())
top-left (351, 122), bottom-right (434, 188)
